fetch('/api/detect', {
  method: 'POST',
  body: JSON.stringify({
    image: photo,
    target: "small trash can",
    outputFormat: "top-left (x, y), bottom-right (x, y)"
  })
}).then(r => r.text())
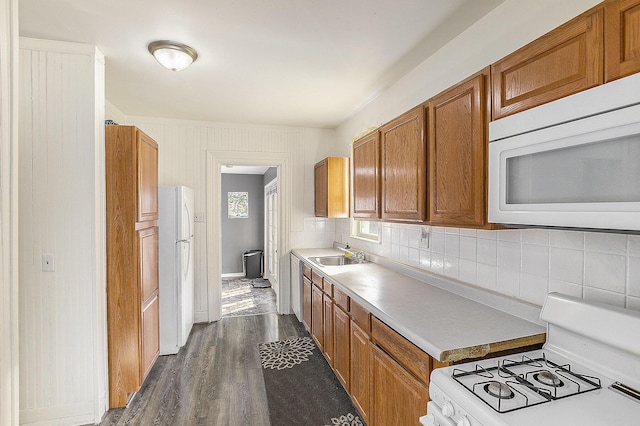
top-left (243, 249), bottom-right (263, 279)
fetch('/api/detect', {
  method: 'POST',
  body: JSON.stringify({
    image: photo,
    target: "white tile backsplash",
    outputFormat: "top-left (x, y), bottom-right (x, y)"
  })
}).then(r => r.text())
top-left (336, 223), bottom-right (640, 312)
top-left (445, 233), bottom-right (460, 258)
top-left (629, 235), bottom-right (640, 255)
top-left (628, 256), bottom-right (640, 297)
top-left (497, 268), bottom-right (520, 297)
top-left (460, 236), bottom-right (477, 261)
top-left (584, 252), bottom-right (626, 293)
top-left (585, 232), bottom-right (627, 255)
top-left (497, 241), bottom-right (521, 270)
top-left (520, 273), bottom-right (548, 305)
top-left (549, 248), bottom-right (583, 284)
top-left (477, 238), bottom-right (497, 265)
top-left (521, 244), bottom-right (549, 277)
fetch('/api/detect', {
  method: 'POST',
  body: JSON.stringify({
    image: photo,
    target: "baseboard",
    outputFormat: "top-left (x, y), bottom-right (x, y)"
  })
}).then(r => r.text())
top-left (221, 272), bottom-right (245, 278)
top-left (194, 311), bottom-right (209, 323)
top-left (20, 401), bottom-right (94, 426)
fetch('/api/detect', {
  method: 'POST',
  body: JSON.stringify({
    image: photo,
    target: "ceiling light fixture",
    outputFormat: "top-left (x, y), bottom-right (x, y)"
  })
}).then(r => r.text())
top-left (148, 40), bottom-right (198, 71)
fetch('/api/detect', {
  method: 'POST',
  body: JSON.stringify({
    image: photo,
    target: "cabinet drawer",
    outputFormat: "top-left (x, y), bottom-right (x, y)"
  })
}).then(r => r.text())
top-left (333, 287), bottom-right (350, 312)
top-left (302, 263), bottom-right (312, 280)
top-left (323, 280), bottom-right (334, 297)
top-left (371, 316), bottom-right (431, 385)
top-left (350, 300), bottom-right (371, 333)
top-left (311, 270), bottom-right (323, 286)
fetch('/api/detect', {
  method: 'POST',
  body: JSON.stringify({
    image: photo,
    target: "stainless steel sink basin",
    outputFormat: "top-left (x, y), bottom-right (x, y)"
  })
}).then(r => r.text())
top-left (309, 255), bottom-right (365, 266)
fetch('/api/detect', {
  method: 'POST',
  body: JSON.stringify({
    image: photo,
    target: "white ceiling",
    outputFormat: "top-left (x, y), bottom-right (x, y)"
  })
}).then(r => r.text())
top-left (18, 0), bottom-right (504, 129)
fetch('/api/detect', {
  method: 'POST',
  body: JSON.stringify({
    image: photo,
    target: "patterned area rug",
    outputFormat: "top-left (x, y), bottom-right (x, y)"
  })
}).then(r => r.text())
top-left (222, 277), bottom-right (276, 317)
top-left (259, 336), bottom-right (364, 426)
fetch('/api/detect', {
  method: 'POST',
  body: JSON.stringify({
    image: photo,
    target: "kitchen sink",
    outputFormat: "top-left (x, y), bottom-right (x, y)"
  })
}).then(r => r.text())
top-left (309, 255), bottom-right (365, 266)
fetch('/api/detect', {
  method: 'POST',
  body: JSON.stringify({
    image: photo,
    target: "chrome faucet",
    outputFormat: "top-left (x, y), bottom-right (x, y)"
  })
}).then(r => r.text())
top-left (338, 244), bottom-right (366, 263)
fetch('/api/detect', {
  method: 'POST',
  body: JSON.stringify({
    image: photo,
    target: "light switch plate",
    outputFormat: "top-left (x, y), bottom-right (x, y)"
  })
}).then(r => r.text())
top-left (42, 253), bottom-right (55, 272)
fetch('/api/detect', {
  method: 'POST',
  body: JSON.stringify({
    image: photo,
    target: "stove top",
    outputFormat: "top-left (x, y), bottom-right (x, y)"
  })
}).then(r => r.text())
top-left (452, 353), bottom-right (601, 413)
top-left (423, 294), bottom-right (640, 426)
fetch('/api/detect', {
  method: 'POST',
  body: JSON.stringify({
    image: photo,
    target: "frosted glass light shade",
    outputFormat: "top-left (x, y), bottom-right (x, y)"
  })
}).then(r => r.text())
top-left (148, 41), bottom-right (198, 71)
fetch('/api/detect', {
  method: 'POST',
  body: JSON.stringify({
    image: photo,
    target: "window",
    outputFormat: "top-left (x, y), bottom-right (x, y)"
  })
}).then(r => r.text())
top-left (351, 219), bottom-right (381, 243)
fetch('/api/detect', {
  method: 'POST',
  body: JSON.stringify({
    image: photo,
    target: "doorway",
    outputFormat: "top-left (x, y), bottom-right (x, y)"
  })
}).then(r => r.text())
top-left (206, 150), bottom-right (293, 323)
top-left (220, 165), bottom-right (278, 318)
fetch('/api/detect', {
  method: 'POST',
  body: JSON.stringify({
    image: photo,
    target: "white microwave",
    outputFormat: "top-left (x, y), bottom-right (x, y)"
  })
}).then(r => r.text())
top-left (488, 72), bottom-right (640, 231)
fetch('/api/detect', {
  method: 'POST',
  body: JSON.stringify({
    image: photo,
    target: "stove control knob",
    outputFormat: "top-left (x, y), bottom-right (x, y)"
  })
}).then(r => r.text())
top-left (457, 415), bottom-right (471, 426)
top-left (441, 401), bottom-right (455, 417)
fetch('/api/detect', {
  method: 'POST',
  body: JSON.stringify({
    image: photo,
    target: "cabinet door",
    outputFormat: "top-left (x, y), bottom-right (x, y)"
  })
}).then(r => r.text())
top-left (138, 226), bottom-right (159, 381)
top-left (333, 306), bottom-right (350, 391)
top-left (605, 0), bottom-right (640, 82)
top-left (141, 294), bottom-right (159, 381)
top-left (428, 73), bottom-right (487, 227)
top-left (323, 294), bottom-right (334, 366)
top-left (137, 131), bottom-right (159, 222)
top-left (302, 276), bottom-right (312, 331)
top-left (139, 226), bottom-right (159, 301)
top-left (380, 106), bottom-right (427, 222)
top-left (372, 345), bottom-right (429, 426)
top-left (314, 159), bottom-right (328, 217)
top-left (491, 9), bottom-right (603, 119)
top-left (350, 320), bottom-right (372, 424)
top-left (353, 132), bottom-right (381, 219)
top-left (311, 283), bottom-right (324, 351)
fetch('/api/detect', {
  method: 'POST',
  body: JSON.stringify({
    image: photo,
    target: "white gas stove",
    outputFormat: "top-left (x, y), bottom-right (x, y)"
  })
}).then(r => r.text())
top-left (422, 293), bottom-right (640, 426)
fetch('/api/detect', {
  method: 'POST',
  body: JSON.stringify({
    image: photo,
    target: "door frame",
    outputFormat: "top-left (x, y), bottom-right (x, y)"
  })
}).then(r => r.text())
top-left (0, 0), bottom-right (19, 423)
top-left (206, 151), bottom-right (292, 322)
top-left (264, 177), bottom-right (278, 286)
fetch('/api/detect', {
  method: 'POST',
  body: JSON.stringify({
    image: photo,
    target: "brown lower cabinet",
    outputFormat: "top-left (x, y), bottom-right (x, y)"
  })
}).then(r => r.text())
top-left (311, 283), bottom-right (324, 351)
top-left (302, 263), bottom-right (442, 425)
top-left (302, 276), bottom-right (312, 331)
top-left (350, 320), bottom-right (372, 424)
top-left (333, 305), bottom-right (351, 390)
top-left (323, 293), bottom-right (334, 366)
top-left (372, 345), bottom-right (429, 426)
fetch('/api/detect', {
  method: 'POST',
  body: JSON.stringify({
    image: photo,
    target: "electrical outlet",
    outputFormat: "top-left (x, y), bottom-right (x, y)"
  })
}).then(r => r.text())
top-left (194, 212), bottom-right (205, 223)
top-left (42, 253), bottom-right (55, 272)
top-left (420, 226), bottom-right (430, 248)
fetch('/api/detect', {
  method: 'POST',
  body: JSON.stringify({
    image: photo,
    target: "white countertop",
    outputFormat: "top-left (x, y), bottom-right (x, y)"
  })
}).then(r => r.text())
top-left (292, 248), bottom-right (546, 362)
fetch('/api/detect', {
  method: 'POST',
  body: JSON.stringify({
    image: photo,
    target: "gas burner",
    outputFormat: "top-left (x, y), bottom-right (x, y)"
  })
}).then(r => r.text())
top-left (534, 370), bottom-right (564, 387)
top-left (485, 381), bottom-right (514, 399)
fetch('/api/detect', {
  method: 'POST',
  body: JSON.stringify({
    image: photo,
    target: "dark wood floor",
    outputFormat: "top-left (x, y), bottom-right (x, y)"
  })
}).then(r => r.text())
top-left (100, 314), bottom-right (307, 425)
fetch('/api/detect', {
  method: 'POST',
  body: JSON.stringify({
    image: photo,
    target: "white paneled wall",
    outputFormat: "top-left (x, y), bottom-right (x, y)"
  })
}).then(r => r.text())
top-left (125, 115), bottom-right (337, 321)
top-left (1, 1), bottom-right (19, 425)
top-left (18, 39), bottom-right (106, 425)
top-left (337, 220), bottom-right (640, 312)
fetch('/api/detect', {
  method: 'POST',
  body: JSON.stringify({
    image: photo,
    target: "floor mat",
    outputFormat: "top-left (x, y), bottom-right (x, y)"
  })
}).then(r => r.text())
top-left (258, 336), bottom-right (364, 426)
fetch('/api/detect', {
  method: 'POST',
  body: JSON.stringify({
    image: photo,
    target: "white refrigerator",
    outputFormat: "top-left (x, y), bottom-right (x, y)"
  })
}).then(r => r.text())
top-left (158, 186), bottom-right (195, 355)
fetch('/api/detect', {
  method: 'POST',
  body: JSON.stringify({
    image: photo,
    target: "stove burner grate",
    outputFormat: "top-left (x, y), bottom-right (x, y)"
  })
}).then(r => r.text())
top-left (452, 353), bottom-right (602, 414)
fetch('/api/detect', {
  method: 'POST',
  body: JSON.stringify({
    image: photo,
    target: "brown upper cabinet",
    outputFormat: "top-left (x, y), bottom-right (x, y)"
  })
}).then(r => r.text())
top-left (352, 131), bottom-right (381, 219)
top-left (314, 157), bottom-right (350, 218)
top-left (491, 8), bottom-right (604, 120)
top-left (605, 0), bottom-right (640, 82)
top-left (428, 71), bottom-right (489, 227)
top-left (380, 106), bottom-right (427, 223)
